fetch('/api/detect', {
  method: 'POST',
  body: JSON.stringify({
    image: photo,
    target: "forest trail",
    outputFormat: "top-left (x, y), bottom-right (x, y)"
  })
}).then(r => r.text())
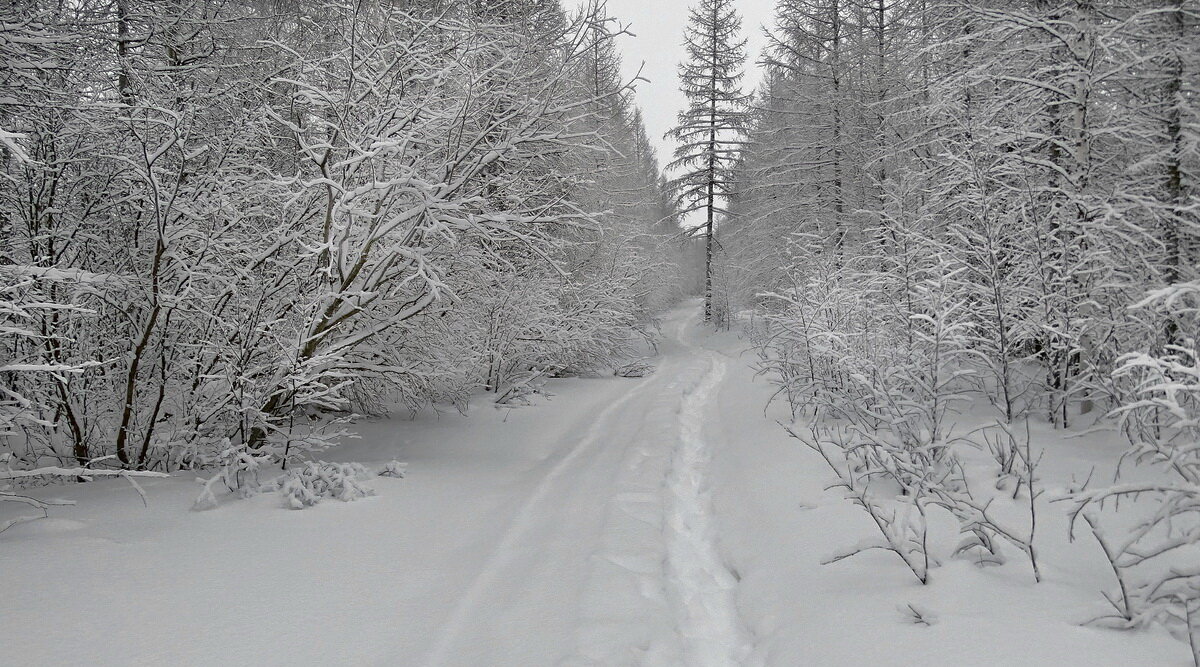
top-left (423, 301), bottom-right (753, 666)
top-left (662, 326), bottom-right (754, 666)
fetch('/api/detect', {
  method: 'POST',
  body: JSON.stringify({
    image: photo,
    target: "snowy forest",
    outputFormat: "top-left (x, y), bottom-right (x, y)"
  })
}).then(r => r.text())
top-left (2, 0), bottom-right (1199, 664)
top-left (1, 1), bottom-right (689, 473)
top-left (714, 0), bottom-right (1200, 657)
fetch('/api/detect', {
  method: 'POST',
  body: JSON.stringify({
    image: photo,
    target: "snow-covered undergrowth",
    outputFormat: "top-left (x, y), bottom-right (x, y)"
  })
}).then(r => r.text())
top-left (742, 268), bottom-right (1199, 663)
top-left (0, 1), bottom-right (686, 497)
top-left (700, 320), bottom-right (1192, 665)
top-left (189, 445), bottom-right (406, 511)
top-left (273, 461), bottom-right (376, 509)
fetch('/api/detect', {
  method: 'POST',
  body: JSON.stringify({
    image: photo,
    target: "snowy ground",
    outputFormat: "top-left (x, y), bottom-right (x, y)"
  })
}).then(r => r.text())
top-left (1, 301), bottom-right (1192, 666)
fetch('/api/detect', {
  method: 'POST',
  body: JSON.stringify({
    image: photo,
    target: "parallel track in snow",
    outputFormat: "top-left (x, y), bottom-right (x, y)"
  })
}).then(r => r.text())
top-left (422, 367), bottom-right (661, 666)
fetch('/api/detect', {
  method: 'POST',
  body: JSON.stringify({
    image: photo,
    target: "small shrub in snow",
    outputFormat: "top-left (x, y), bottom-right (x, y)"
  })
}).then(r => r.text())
top-left (789, 415), bottom-right (1045, 584)
top-left (494, 367), bottom-right (555, 406)
top-left (977, 420), bottom-right (1035, 499)
top-left (379, 460), bottom-right (407, 478)
top-left (193, 441), bottom-right (273, 511)
top-left (274, 461), bottom-right (375, 509)
top-left (898, 603), bottom-right (938, 627)
top-left (790, 424), bottom-right (934, 585)
top-left (919, 440), bottom-right (1042, 583)
top-left (614, 359), bottom-right (655, 378)
top-left (935, 481), bottom-right (1040, 580)
top-left (953, 530), bottom-right (1006, 568)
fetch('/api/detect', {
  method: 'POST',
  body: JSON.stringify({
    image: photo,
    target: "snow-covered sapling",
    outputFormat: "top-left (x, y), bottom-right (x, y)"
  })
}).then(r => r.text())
top-left (192, 441), bottom-right (273, 511)
top-left (787, 423), bottom-right (934, 585)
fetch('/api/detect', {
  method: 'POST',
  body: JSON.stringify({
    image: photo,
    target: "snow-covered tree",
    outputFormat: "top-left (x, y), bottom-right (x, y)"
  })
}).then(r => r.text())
top-left (666, 0), bottom-right (749, 323)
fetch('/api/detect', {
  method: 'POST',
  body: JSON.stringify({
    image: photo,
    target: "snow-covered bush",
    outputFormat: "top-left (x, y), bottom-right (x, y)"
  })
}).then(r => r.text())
top-left (760, 234), bottom-right (976, 488)
top-left (1065, 281), bottom-right (1200, 651)
top-left (273, 462), bottom-right (375, 510)
top-left (192, 442), bottom-right (274, 511)
top-left (494, 367), bottom-right (555, 406)
top-left (379, 460), bottom-right (407, 479)
top-left (614, 359), bottom-right (656, 378)
top-left (789, 423), bottom-right (934, 584)
top-left (763, 231), bottom-right (1048, 582)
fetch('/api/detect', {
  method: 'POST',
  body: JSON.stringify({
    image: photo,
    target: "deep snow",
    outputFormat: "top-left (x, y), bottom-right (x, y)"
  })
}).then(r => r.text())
top-left (0, 301), bottom-right (1192, 665)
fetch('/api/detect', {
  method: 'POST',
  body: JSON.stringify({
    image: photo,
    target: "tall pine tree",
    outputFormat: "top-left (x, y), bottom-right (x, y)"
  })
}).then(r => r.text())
top-left (667, 0), bottom-right (749, 323)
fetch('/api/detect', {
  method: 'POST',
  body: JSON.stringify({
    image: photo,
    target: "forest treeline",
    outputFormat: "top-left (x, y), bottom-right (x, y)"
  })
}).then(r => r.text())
top-left (0, 0), bottom-right (689, 473)
top-left (712, 0), bottom-right (1197, 647)
top-left (725, 0), bottom-right (1196, 426)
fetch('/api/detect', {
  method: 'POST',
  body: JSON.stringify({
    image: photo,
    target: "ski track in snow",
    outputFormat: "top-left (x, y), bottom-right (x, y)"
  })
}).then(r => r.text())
top-left (422, 366), bottom-right (660, 666)
top-left (663, 330), bottom-right (754, 666)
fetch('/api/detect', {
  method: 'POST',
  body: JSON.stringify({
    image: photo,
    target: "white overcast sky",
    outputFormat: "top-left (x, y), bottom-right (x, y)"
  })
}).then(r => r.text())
top-left (576, 0), bottom-right (776, 175)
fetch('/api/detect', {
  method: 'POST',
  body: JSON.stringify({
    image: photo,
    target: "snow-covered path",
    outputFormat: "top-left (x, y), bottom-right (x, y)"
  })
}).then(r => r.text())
top-left (419, 303), bottom-right (754, 666)
top-left (1, 300), bottom-right (1191, 666)
top-left (664, 347), bottom-right (752, 666)
top-left (420, 324), bottom-right (679, 665)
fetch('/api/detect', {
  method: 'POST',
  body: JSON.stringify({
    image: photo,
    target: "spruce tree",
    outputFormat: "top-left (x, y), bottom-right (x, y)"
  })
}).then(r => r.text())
top-left (667, 0), bottom-right (749, 323)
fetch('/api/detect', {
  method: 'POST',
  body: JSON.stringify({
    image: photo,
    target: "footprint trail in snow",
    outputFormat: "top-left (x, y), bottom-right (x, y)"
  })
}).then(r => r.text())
top-left (664, 351), bottom-right (754, 666)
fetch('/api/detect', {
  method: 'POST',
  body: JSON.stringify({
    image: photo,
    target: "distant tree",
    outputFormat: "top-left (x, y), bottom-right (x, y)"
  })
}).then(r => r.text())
top-left (666, 0), bottom-right (749, 323)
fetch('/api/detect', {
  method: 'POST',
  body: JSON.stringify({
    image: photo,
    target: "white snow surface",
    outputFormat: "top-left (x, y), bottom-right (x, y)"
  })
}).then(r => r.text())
top-left (0, 300), bottom-right (1192, 666)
